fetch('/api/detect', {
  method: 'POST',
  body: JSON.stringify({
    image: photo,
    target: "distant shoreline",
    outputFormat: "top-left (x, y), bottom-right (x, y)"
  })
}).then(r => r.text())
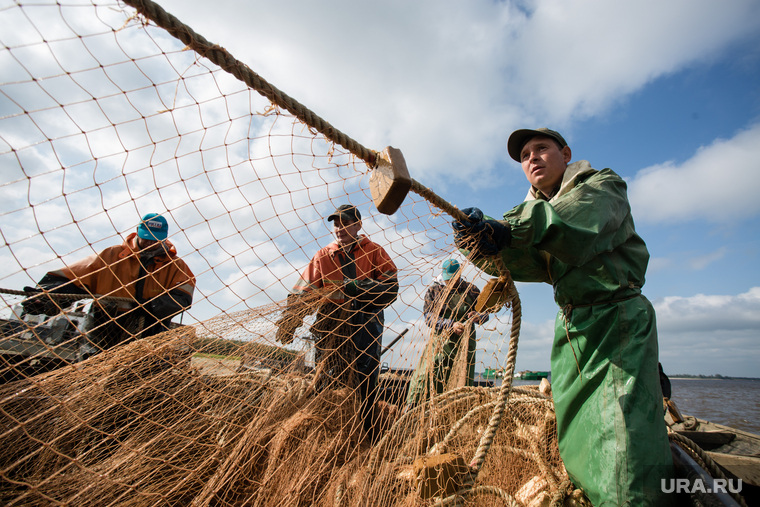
top-left (476, 374), bottom-right (760, 381)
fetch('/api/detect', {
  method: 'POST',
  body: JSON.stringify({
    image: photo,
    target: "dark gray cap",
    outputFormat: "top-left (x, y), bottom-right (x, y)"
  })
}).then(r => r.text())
top-left (328, 204), bottom-right (361, 223)
top-left (507, 128), bottom-right (568, 162)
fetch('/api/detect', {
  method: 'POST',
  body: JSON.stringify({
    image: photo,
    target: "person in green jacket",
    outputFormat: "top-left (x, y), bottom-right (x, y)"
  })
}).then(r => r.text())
top-left (405, 259), bottom-right (488, 408)
top-left (451, 128), bottom-right (674, 506)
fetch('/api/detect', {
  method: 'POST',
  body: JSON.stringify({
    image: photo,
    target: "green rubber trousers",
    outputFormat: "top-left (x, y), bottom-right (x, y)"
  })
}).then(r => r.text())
top-left (552, 296), bottom-right (674, 506)
top-left (405, 329), bottom-right (476, 407)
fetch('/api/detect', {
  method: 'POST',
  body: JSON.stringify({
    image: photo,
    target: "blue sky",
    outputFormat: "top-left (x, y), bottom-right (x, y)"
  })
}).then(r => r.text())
top-left (143, 0), bottom-right (760, 378)
top-left (2, 0), bottom-right (759, 377)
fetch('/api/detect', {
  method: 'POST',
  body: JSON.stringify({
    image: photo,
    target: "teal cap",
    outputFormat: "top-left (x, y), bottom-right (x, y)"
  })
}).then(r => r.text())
top-left (441, 259), bottom-right (460, 281)
top-left (137, 213), bottom-right (168, 241)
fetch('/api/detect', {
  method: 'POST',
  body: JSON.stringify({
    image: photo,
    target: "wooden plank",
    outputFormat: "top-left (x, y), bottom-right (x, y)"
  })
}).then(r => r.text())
top-left (707, 451), bottom-right (760, 487)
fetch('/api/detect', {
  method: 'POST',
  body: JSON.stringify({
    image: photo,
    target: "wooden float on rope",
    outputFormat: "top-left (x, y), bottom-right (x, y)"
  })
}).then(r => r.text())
top-left (369, 147), bottom-right (512, 314)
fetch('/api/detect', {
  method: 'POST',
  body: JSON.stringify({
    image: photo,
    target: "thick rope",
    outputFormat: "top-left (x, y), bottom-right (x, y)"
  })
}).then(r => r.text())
top-left (120, 0), bottom-right (378, 167)
top-left (410, 180), bottom-right (469, 223)
top-left (470, 286), bottom-right (520, 471)
top-left (433, 286), bottom-right (521, 507)
top-left (363, 271), bottom-right (520, 506)
top-left (434, 395), bottom-right (553, 454)
top-left (367, 387), bottom-right (492, 474)
top-left (550, 479), bottom-right (574, 507)
top-left (435, 400), bottom-right (498, 454)
top-left (118, 2), bottom-right (498, 223)
top-left (436, 485), bottom-right (520, 507)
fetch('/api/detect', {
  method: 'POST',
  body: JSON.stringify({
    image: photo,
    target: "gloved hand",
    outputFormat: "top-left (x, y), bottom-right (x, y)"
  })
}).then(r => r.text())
top-left (467, 311), bottom-right (489, 325)
top-left (343, 279), bottom-right (360, 297)
top-left (146, 294), bottom-right (183, 320)
top-left (275, 312), bottom-right (302, 344)
top-left (452, 207), bottom-right (511, 258)
top-left (21, 286), bottom-right (60, 316)
top-left (276, 324), bottom-right (296, 345)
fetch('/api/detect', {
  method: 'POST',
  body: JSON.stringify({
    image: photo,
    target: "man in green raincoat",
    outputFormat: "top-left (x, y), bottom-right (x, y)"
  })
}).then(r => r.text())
top-left (452, 128), bottom-right (674, 506)
top-left (405, 259), bottom-right (489, 408)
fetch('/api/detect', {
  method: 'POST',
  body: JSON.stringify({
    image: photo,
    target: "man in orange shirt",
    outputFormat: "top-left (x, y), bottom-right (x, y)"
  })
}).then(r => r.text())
top-left (277, 204), bottom-right (398, 441)
top-left (23, 213), bottom-right (195, 351)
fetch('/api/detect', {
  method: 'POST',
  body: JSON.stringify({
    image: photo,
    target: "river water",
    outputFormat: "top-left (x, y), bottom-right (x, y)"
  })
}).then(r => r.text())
top-left (488, 378), bottom-right (760, 435)
top-left (668, 378), bottom-right (760, 435)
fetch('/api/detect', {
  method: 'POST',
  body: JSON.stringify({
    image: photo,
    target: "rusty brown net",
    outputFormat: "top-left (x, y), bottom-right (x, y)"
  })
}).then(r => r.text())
top-left (0, 1), bottom-right (571, 505)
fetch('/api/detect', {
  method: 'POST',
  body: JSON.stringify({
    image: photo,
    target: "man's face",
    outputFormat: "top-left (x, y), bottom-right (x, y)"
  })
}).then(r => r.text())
top-left (520, 136), bottom-right (572, 196)
top-left (333, 218), bottom-right (361, 246)
top-left (136, 237), bottom-right (163, 252)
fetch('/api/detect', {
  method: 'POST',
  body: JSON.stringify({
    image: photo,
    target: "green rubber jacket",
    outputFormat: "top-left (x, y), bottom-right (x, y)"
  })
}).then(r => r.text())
top-left (467, 161), bottom-right (674, 506)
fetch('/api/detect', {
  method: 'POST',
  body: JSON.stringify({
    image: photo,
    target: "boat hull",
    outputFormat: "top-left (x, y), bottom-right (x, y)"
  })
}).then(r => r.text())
top-left (670, 415), bottom-right (760, 506)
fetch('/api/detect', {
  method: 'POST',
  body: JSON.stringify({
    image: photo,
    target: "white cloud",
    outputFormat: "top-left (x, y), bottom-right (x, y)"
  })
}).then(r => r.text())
top-left (654, 287), bottom-right (760, 333)
top-left (510, 1), bottom-right (760, 119)
top-left (647, 248), bottom-right (729, 275)
top-left (153, 0), bottom-right (760, 184)
top-left (629, 124), bottom-right (760, 224)
top-left (654, 288), bottom-right (760, 376)
top-left (658, 327), bottom-right (760, 378)
top-left (686, 248), bottom-right (728, 271)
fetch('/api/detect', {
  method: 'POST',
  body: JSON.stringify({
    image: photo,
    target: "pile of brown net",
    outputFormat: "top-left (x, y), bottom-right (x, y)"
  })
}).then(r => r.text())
top-left (0, 320), bottom-right (568, 506)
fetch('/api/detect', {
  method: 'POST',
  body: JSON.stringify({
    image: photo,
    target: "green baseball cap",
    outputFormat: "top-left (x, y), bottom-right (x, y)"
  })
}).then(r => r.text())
top-left (328, 204), bottom-right (361, 223)
top-left (507, 128), bottom-right (568, 162)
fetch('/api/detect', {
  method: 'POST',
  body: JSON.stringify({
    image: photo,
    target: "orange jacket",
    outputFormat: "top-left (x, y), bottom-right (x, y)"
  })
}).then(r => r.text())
top-left (47, 233), bottom-right (195, 308)
top-left (293, 235), bottom-right (397, 305)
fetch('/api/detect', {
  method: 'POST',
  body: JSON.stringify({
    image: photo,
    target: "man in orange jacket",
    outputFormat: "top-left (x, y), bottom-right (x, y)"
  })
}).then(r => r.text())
top-left (23, 213), bottom-right (195, 350)
top-left (276, 204), bottom-right (398, 441)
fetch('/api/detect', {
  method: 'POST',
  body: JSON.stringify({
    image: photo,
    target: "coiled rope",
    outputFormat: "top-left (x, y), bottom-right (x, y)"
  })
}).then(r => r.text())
top-left (433, 283), bottom-right (521, 506)
top-left (436, 485), bottom-right (520, 507)
top-left (668, 430), bottom-right (748, 507)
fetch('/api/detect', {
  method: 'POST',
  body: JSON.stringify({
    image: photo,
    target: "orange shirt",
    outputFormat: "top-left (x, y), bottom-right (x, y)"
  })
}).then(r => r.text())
top-left (293, 236), bottom-right (397, 303)
top-left (48, 233), bottom-right (195, 307)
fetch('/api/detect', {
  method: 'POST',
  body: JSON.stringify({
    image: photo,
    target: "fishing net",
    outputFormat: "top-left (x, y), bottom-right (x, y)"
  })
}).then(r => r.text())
top-left (0, 0), bottom-right (576, 505)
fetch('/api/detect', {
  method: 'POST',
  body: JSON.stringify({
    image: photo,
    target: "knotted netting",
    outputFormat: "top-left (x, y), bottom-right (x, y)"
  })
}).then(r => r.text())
top-left (0, 0), bottom-right (574, 505)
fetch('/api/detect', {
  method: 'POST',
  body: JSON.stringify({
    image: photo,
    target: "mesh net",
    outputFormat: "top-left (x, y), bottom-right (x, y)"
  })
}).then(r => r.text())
top-left (0, 1), bottom-right (571, 505)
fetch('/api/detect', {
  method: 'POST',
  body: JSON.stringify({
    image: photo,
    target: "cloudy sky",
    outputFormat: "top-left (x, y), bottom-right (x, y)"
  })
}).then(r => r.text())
top-left (2, 0), bottom-right (759, 378)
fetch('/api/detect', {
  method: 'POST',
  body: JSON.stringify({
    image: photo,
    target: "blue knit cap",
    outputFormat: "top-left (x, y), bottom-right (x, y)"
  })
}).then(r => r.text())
top-left (441, 259), bottom-right (460, 281)
top-left (136, 213), bottom-right (168, 241)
